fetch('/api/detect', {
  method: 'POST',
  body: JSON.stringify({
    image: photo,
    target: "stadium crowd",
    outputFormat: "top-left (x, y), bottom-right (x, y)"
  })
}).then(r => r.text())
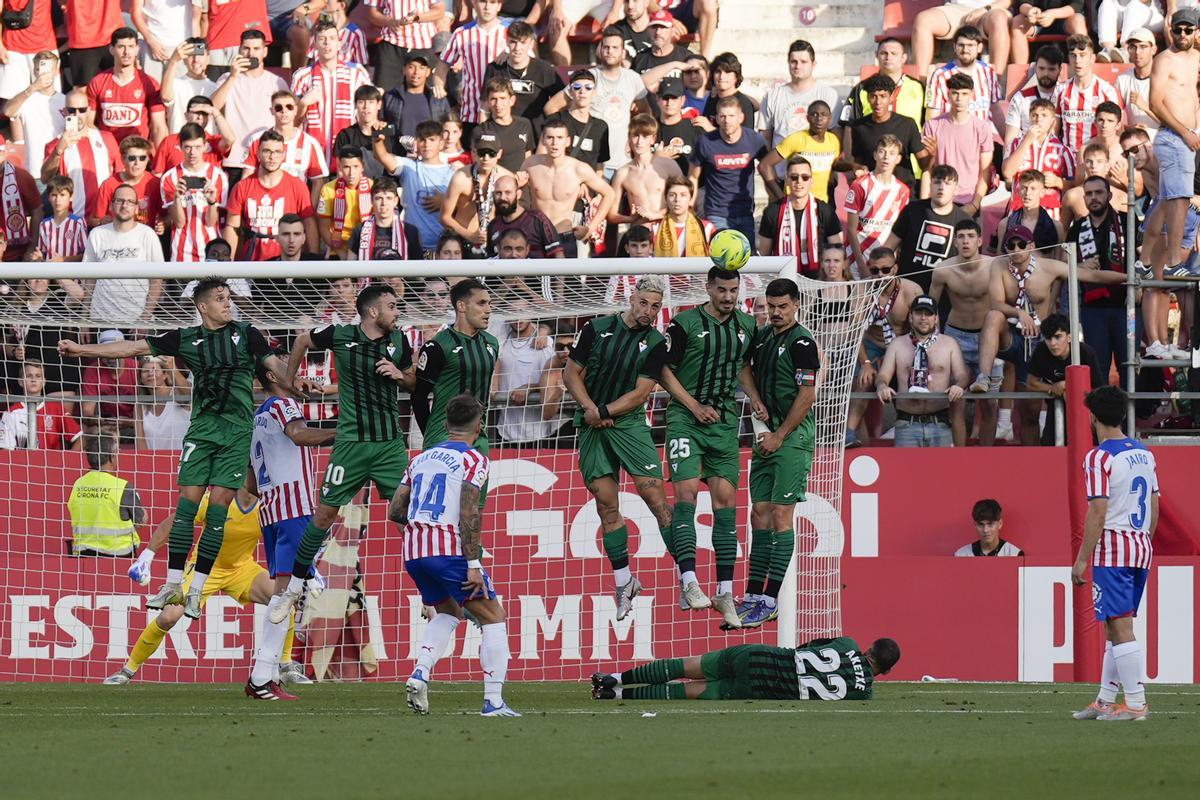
top-left (0, 0), bottom-right (1196, 451)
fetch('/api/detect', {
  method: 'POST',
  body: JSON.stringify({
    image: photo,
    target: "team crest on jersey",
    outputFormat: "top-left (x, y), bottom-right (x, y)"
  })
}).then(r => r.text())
top-left (778, 345), bottom-right (786, 355)
top-left (737, 331), bottom-right (746, 343)
top-left (231, 333), bottom-right (241, 346)
top-left (486, 344), bottom-right (495, 356)
top-left (387, 343), bottom-right (396, 357)
top-left (638, 341), bottom-right (648, 352)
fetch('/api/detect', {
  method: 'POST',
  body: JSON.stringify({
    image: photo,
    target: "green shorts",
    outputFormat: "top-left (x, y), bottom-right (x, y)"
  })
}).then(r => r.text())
top-left (178, 416), bottom-right (252, 489)
top-left (749, 444), bottom-right (813, 505)
top-left (578, 423), bottom-right (663, 486)
top-left (696, 644), bottom-right (776, 700)
top-left (320, 438), bottom-right (410, 508)
top-left (665, 415), bottom-right (740, 486)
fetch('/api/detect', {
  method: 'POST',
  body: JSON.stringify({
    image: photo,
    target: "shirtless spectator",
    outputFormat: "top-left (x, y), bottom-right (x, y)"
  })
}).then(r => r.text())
top-left (930, 220), bottom-right (998, 445)
top-left (608, 114), bottom-right (681, 229)
top-left (441, 131), bottom-right (511, 256)
top-left (875, 295), bottom-right (968, 448)
top-left (996, 171), bottom-right (1064, 259)
top-left (1001, 99), bottom-right (1075, 217)
top-left (522, 119), bottom-right (615, 257)
top-left (488, 175), bottom-right (563, 259)
top-left (1085, 101), bottom-right (1142, 199)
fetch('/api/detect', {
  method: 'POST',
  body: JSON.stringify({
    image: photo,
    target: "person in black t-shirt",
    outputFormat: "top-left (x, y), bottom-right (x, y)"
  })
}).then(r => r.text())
top-left (544, 69), bottom-right (611, 170)
top-left (611, 0), bottom-right (655, 63)
top-left (483, 21), bottom-right (564, 124)
top-left (632, 11), bottom-right (692, 75)
top-left (842, 74), bottom-right (926, 189)
top-left (382, 50), bottom-right (453, 156)
top-left (1026, 313), bottom-right (1104, 444)
top-left (332, 85), bottom-right (397, 179)
top-left (654, 77), bottom-right (697, 174)
top-left (477, 77), bottom-right (536, 173)
top-left (756, 155), bottom-right (843, 278)
top-left (885, 164), bottom-right (971, 290)
top-left (699, 52), bottom-right (757, 128)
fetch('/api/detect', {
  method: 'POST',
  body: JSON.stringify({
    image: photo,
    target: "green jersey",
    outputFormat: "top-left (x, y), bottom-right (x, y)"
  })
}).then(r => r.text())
top-left (569, 313), bottom-right (668, 429)
top-left (148, 321), bottom-right (270, 425)
top-left (746, 637), bottom-right (874, 701)
top-left (664, 305), bottom-right (756, 425)
top-left (417, 326), bottom-right (499, 447)
top-left (309, 323), bottom-right (413, 443)
top-left (751, 322), bottom-right (819, 449)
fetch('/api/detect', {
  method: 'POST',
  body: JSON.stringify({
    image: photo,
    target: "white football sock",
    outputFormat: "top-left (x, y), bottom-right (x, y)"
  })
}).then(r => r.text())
top-left (1097, 641), bottom-right (1120, 704)
top-left (190, 572), bottom-right (208, 593)
top-left (415, 613), bottom-right (460, 677)
top-left (1112, 641), bottom-right (1146, 708)
top-left (286, 574), bottom-right (306, 594)
top-left (614, 566), bottom-right (632, 585)
top-left (167, 567), bottom-right (184, 585)
top-left (480, 622), bottom-right (510, 706)
top-left (997, 409), bottom-right (1012, 427)
top-left (716, 580), bottom-right (732, 596)
top-left (680, 570), bottom-right (698, 587)
top-left (251, 595), bottom-right (292, 686)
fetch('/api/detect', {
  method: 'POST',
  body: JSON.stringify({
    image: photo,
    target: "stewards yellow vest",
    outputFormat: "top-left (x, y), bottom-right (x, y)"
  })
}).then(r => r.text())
top-left (68, 471), bottom-right (137, 555)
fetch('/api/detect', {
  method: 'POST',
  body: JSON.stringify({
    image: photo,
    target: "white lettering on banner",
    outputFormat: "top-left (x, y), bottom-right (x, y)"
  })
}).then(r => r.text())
top-left (365, 594), bottom-right (388, 661)
top-left (590, 594), bottom-right (653, 660)
top-left (95, 595), bottom-right (141, 659)
top-left (10, 595), bottom-right (50, 658)
top-left (204, 596), bottom-right (243, 661)
top-left (491, 459), bottom-right (566, 558)
top-left (151, 609), bottom-right (196, 661)
top-left (53, 595), bottom-right (93, 659)
top-left (569, 493), bottom-right (667, 559)
top-left (848, 455), bottom-right (880, 557)
top-left (519, 595), bottom-right (583, 660)
top-left (1019, 566), bottom-right (1074, 681)
top-left (1133, 566), bottom-right (1194, 683)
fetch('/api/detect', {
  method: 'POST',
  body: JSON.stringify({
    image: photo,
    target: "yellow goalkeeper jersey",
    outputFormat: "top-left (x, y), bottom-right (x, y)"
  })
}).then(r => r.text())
top-left (189, 494), bottom-right (262, 572)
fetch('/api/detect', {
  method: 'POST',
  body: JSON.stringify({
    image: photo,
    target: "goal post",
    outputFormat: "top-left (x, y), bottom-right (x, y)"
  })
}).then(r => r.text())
top-left (0, 257), bottom-right (882, 682)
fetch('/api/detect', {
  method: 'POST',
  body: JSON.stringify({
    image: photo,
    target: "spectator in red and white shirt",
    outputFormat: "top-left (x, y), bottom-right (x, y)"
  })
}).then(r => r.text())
top-left (1002, 44), bottom-right (1063, 149)
top-left (436, 0), bottom-right (509, 124)
top-left (211, 29), bottom-right (289, 168)
top-left (92, 136), bottom-right (164, 231)
top-left (925, 25), bottom-right (1003, 127)
top-left (0, 0), bottom-right (58, 101)
top-left (308, 0), bottom-right (370, 68)
top-left (0, 133), bottom-right (43, 261)
top-left (152, 95), bottom-right (235, 174)
top-left (162, 122), bottom-right (230, 262)
top-left (27, 176), bottom-right (88, 262)
top-left (224, 129), bottom-right (319, 260)
top-left (291, 20), bottom-right (371, 164)
top-left (246, 89), bottom-right (330, 185)
top-left (1054, 34), bottom-right (1122, 157)
top-left (41, 89), bottom-right (122, 220)
top-left (1001, 98), bottom-right (1075, 215)
top-left (0, 361), bottom-right (82, 451)
top-left (87, 27), bottom-right (169, 147)
top-left (366, 0), bottom-right (446, 89)
top-left (846, 135), bottom-right (911, 277)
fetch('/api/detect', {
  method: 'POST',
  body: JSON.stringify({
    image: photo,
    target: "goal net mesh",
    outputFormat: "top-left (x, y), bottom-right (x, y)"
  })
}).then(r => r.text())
top-left (0, 262), bottom-right (882, 683)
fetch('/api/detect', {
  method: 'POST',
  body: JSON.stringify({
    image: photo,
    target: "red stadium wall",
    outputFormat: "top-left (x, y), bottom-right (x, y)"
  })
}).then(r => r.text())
top-left (2, 448), bottom-right (1198, 683)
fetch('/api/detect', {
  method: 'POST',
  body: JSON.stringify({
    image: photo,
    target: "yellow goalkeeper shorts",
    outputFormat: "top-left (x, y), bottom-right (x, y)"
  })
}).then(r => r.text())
top-left (182, 560), bottom-right (265, 606)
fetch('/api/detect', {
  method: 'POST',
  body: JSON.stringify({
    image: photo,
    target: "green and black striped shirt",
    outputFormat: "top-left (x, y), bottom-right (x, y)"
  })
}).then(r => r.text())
top-left (750, 321), bottom-right (819, 449)
top-left (570, 313), bottom-right (667, 429)
top-left (309, 323), bottom-right (413, 443)
top-left (417, 326), bottom-right (500, 448)
top-left (148, 321), bottom-right (270, 425)
top-left (665, 305), bottom-right (756, 426)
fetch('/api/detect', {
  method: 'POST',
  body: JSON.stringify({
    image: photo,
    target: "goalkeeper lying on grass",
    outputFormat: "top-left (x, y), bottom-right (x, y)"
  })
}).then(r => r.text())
top-left (592, 636), bottom-right (899, 701)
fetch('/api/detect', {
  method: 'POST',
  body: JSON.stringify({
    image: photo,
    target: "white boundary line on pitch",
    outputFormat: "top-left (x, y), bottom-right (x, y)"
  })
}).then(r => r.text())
top-left (1, 707), bottom-right (1197, 718)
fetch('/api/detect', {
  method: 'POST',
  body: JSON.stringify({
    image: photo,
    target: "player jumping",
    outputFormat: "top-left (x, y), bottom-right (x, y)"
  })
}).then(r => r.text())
top-left (59, 278), bottom-right (296, 619)
top-left (1072, 385), bottom-right (1158, 722)
top-left (592, 636), bottom-right (900, 701)
top-left (740, 278), bottom-right (821, 628)
top-left (563, 276), bottom-right (674, 621)
top-left (390, 394), bottom-right (520, 717)
top-left (246, 361), bottom-right (337, 698)
top-left (272, 283), bottom-right (415, 624)
top-left (658, 266), bottom-right (765, 627)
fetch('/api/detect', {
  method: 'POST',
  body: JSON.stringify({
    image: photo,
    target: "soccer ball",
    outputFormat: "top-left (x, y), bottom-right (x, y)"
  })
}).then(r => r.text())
top-left (709, 229), bottom-right (751, 271)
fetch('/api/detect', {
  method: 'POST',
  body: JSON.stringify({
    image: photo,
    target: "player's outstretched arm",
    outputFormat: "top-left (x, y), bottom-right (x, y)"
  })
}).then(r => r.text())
top-left (657, 365), bottom-right (714, 422)
top-left (737, 363), bottom-right (768, 421)
top-left (145, 511), bottom-right (175, 555)
top-left (285, 331), bottom-right (314, 387)
top-left (58, 338), bottom-right (151, 360)
top-left (283, 419), bottom-right (337, 448)
top-left (387, 484), bottom-right (411, 526)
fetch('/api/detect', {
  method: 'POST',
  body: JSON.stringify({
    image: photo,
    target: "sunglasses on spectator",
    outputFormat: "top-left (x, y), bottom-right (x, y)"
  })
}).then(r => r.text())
top-left (64, 107), bottom-right (87, 115)
top-left (570, 82), bottom-right (595, 92)
top-left (125, 154), bottom-right (149, 162)
top-left (1173, 24), bottom-right (1196, 35)
top-left (787, 173), bottom-right (813, 182)
top-left (475, 148), bottom-right (499, 158)
top-left (273, 103), bottom-right (295, 111)
top-left (1005, 239), bottom-right (1031, 251)
top-left (868, 266), bottom-right (895, 275)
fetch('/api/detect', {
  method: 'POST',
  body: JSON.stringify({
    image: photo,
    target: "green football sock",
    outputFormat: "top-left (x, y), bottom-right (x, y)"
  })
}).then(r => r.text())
top-left (621, 657), bottom-right (685, 685)
top-left (746, 527), bottom-right (773, 596)
top-left (167, 496), bottom-right (201, 571)
top-left (602, 524), bottom-right (630, 570)
top-left (192, 501), bottom-right (227, 575)
top-left (712, 507), bottom-right (738, 582)
top-left (670, 502), bottom-right (696, 572)
top-left (765, 529), bottom-right (795, 598)
top-left (292, 520), bottom-right (332, 574)
top-left (625, 683), bottom-right (687, 700)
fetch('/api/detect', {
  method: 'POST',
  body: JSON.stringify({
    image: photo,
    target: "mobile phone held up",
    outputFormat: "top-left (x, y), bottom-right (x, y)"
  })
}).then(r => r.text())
top-left (183, 176), bottom-right (207, 190)
top-left (187, 37), bottom-right (208, 56)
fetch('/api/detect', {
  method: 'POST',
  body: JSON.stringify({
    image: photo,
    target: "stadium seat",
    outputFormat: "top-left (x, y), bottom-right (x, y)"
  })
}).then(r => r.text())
top-left (878, 0), bottom-right (942, 43)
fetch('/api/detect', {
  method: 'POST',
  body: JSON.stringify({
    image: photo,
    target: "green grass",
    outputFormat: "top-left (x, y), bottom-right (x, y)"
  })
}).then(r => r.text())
top-left (1, 682), bottom-right (1198, 800)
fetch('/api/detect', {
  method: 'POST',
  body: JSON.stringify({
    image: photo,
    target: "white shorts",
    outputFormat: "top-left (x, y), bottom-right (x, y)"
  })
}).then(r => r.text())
top-left (561, 1), bottom-right (614, 25)
top-left (0, 52), bottom-right (61, 99)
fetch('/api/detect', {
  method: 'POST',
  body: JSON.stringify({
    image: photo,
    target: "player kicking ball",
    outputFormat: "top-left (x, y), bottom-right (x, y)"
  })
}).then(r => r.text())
top-left (389, 395), bottom-right (520, 717)
top-left (1072, 386), bottom-right (1158, 722)
top-left (59, 278), bottom-right (298, 619)
top-left (563, 277), bottom-right (675, 621)
top-left (592, 635), bottom-right (899, 701)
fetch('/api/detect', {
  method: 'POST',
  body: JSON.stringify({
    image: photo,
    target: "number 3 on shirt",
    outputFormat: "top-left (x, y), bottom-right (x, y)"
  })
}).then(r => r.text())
top-left (1130, 475), bottom-right (1149, 528)
top-left (408, 473), bottom-right (448, 521)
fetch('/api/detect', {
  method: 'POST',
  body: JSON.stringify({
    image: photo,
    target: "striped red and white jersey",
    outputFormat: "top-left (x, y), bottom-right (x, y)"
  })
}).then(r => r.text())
top-left (36, 214), bottom-right (88, 260)
top-left (252, 396), bottom-right (318, 527)
top-left (844, 172), bottom-right (910, 259)
top-left (291, 61), bottom-right (371, 163)
top-left (367, 0), bottom-right (441, 49)
top-left (1003, 132), bottom-right (1075, 215)
top-left (295, 351), bottom-right (339, 421)
top-left (246, 128), bottom-right (330, 182)
top-left (1004, 84), bottom-right (1056, 135)
top-left (440, 21), bottom-right (509, 123)
top-left (306, 23), bottom-right (370, 66)
top-left (1084, 438), bottom-right (1158, 568)
top-left (44, 129), bottom-right (121, 218)
top-left (1054, 77), bottom-right (1122, 155)
top-left (401, 440), bottom-right (490, 561)
top-left (160, 162), bottom-right (229, 262)
top-left (926, 60), bottom-right (1002, 122)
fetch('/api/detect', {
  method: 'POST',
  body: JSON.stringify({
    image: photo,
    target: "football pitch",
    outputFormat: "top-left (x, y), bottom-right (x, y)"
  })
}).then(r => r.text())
top-left (2, 682), bottom-right (1198, 800)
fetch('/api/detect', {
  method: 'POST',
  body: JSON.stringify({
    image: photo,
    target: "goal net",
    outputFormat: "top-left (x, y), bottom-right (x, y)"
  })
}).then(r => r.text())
top-left (0, 259), bottom-right (882, 683)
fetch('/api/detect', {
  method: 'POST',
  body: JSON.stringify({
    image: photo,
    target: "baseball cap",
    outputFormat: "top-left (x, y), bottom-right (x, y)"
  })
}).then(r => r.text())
top-left (98, 329), bottom-right (125, 344)
top-left (911, 295), bottom-right (937, 315)
top-left (1124, 27), bottom-right (1155, 44)
top-left (405, 49), bottom-right (436, 67)
top-left (472, 130), bottom-right (501, 153)
top-left (657, 77), bottom-right (684, 98)
top-left (1004, 224), bottom-right (1035, 245)
top-left (648, 9), bottom-right (674, 27)
top-left (1172, 7), bottom-right (1200, 26)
